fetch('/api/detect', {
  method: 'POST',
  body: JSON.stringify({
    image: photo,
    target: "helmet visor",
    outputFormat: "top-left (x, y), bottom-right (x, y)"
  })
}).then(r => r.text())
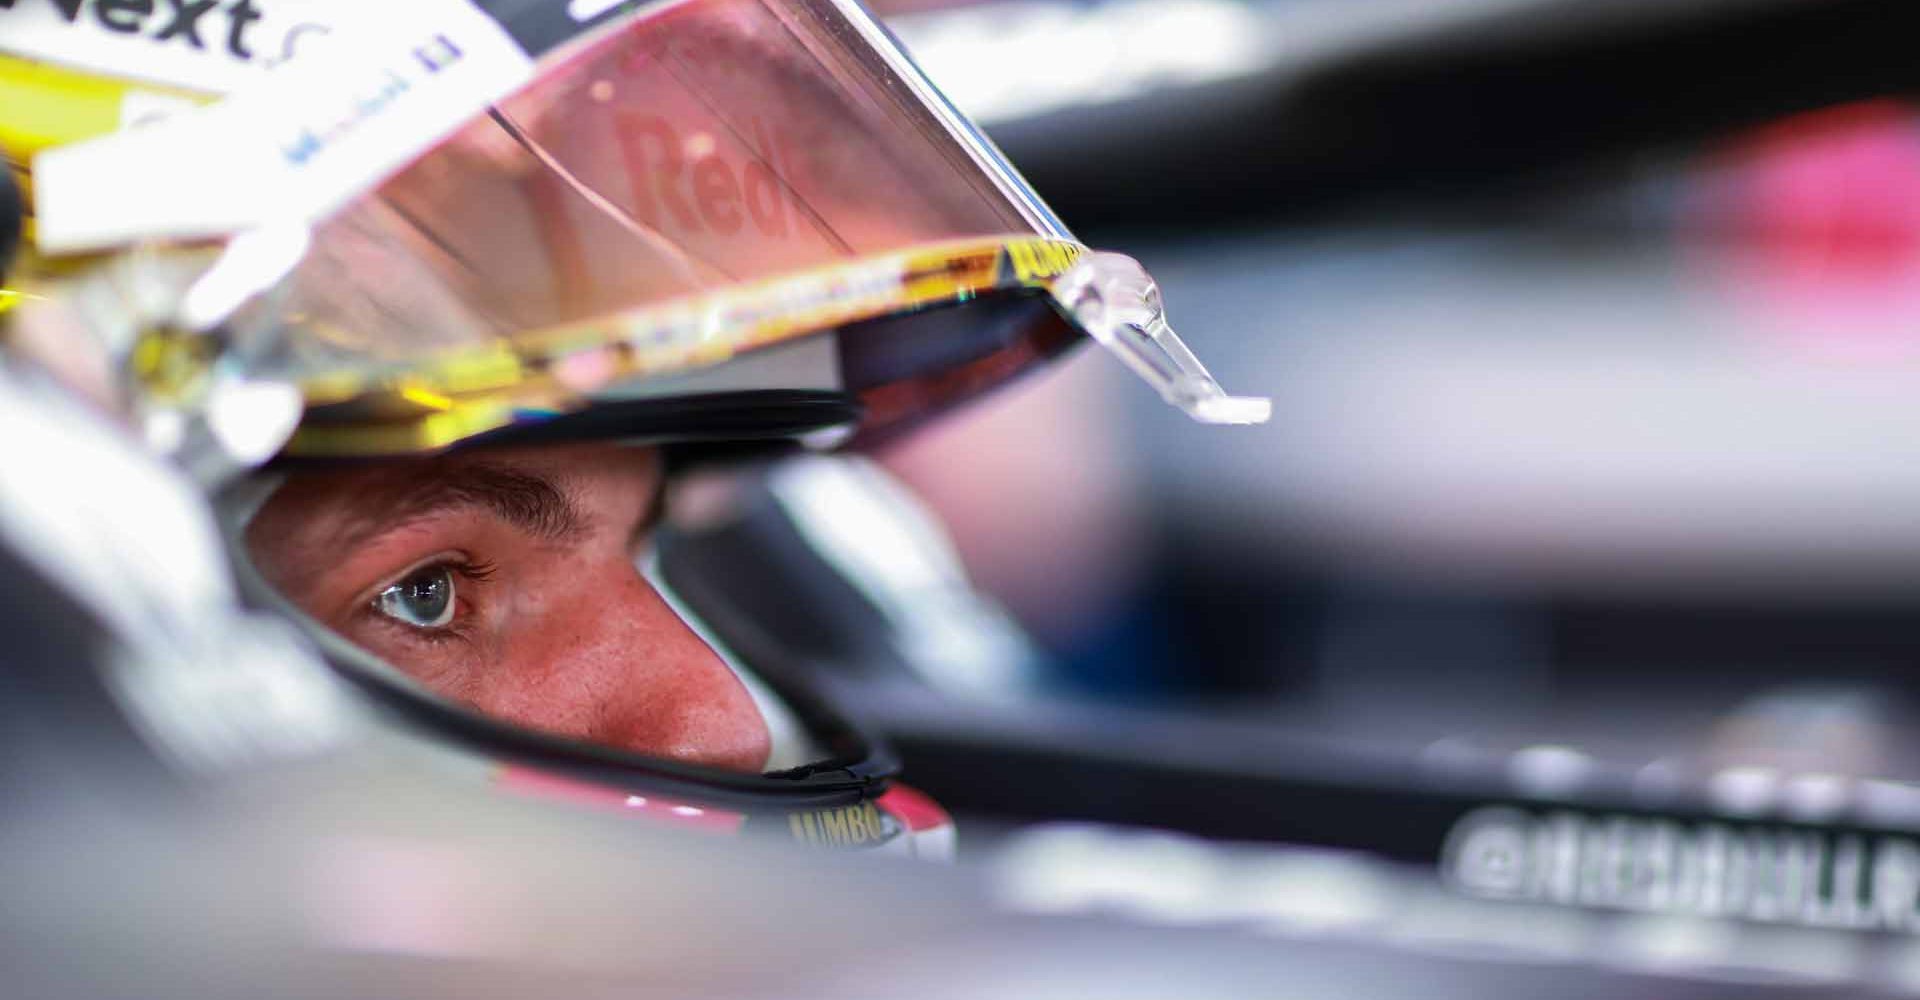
top-left (260, 0), bottom-right (1081, 453)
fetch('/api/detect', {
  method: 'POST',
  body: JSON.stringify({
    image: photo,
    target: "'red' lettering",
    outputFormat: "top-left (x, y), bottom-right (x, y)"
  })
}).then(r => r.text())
top-left (691, 157), bottom-right (741, 234)
top-left (616, 114), bottom-right (697, 231)
top-left (614, 114), bottom-right (801, 241)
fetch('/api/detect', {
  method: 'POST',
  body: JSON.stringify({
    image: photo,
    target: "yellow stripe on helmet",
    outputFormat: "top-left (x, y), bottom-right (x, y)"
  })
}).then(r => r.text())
top-left (0, 51), bottom-right (213, 266)
top-left (0, 51), bottom-right (211, 168)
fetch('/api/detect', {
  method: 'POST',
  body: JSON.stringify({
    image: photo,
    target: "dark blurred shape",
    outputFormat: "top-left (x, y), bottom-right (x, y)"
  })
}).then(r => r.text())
top-left (0, 164), bottom-right (20, 284)
top-left (891, 0), bottom-right (1920, 228)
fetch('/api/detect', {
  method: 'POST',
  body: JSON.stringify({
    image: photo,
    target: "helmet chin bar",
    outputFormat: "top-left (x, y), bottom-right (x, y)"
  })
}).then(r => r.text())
top-left (1052, 252), bottom-right (1272, 426)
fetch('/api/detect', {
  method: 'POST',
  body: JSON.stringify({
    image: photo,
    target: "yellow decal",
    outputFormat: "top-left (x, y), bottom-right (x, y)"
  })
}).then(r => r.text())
top-left (397, 384), bottom-right (454, 412)
top-left (788, 802), bottom-right (893, 848)
top-left (0, 53), bottom-right (211, 164)
top-left (283, 237), bottom-right (1090, 457)
top-left (1005, 239), bottom-right (1084, 285)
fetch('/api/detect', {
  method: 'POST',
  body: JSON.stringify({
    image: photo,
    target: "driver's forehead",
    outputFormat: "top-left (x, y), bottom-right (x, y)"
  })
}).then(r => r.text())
top-left (247, 443), bottom-right (662, 563)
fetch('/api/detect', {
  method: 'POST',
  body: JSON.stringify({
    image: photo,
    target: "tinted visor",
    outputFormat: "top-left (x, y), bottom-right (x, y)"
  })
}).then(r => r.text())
top-left (259, 0), bottom-right (1079, 454)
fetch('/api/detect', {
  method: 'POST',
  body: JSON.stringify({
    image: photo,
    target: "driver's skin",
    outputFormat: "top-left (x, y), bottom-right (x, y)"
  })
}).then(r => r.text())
top-left (245, 441), bottom-right (772, 773)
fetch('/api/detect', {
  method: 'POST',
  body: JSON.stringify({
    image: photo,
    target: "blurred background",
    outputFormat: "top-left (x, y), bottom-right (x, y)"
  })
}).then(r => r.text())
top-left (850, 0), bottom-right (1920, 778)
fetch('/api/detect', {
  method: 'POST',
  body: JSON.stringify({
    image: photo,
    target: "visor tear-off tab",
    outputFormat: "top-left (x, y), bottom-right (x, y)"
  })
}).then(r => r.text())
top-left (1051, 252), bottom-right (1270, 426)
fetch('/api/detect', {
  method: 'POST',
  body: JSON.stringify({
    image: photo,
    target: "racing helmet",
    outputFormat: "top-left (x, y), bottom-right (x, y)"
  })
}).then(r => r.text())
top-left (0, 0), bottom-right (1266, 854)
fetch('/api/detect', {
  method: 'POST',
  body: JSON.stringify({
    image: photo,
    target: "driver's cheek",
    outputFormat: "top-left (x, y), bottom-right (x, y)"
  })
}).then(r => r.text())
top-left (480, 558), bottom-right (772, 773)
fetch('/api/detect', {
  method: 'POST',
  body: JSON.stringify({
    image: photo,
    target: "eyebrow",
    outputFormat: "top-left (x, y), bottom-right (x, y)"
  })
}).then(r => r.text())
top-left (334, 462), bottom-right (590, 552)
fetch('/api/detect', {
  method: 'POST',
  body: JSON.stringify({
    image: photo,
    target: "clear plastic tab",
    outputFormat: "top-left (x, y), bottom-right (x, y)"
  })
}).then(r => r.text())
top-left (1050, 252), bottom-right (1271, 426)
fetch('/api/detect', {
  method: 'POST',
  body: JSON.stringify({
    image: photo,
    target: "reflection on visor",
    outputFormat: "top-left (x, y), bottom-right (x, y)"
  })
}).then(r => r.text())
top-left (271, 0), bottom-right (1054, 375)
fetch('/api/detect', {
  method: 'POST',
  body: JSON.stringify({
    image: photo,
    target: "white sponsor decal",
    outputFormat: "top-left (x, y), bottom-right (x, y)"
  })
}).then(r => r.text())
top-left (33, 0), bottom-right (532, 253)
top-left (1444, 805), bottom-right (1920, 932)
top-left (0, 0), bottom-right (339, 93)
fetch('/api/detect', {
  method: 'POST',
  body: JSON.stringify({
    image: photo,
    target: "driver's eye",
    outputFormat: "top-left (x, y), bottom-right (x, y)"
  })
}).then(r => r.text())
top-left (374, 565), bottom-right (456, 629)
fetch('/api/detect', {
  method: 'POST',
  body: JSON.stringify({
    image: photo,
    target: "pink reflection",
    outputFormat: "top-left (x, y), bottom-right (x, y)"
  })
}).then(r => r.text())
top-left (291, 0), bottom-right (1038, 361)
top-left (1691, 100), bottom-right (1920, 357)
